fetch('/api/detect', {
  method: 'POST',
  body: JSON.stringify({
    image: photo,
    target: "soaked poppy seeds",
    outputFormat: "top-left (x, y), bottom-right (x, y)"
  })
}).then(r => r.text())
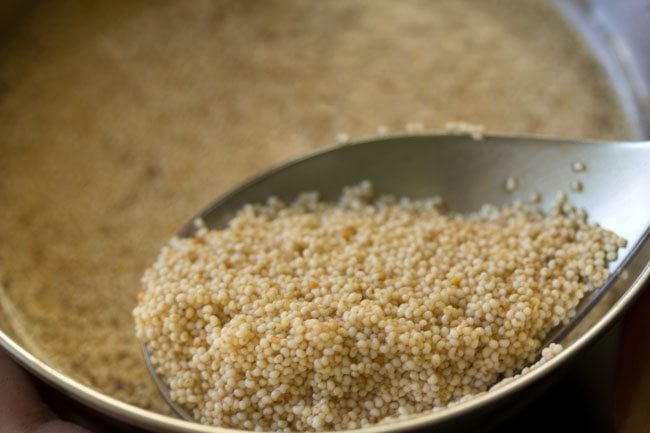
top-left (134, 182), bottom-right (625, 431)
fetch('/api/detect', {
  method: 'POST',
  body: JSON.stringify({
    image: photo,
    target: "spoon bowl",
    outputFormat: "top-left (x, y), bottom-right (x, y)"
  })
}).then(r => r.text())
top-left (143, 134), bottom-right (650, 427)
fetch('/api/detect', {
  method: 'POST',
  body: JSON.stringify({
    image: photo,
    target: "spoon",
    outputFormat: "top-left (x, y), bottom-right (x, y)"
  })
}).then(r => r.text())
top-left (142, 134), bottom-right (650, 422)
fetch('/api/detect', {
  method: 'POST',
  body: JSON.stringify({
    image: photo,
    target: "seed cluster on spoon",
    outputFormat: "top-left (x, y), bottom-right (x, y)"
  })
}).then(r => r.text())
top-left (133, 182), bottom-right (625, 432)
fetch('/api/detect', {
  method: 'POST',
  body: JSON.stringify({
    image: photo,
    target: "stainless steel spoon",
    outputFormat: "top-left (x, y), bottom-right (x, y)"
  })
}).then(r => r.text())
top-left (142, 134), bottom-right (650, 424)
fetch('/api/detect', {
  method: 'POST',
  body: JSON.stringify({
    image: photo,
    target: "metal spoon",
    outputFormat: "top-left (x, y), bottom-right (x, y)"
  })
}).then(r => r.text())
top-left (142, 134), bottom-right (650, 423)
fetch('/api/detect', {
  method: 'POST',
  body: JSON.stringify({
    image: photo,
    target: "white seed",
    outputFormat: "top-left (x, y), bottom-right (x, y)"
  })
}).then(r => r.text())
top-left (529, 192), bottom-right (541, 204)
top-left (572, 161), bottom-right (587, 172)
top-left (444, 121), bottom-right (484, 140)
top-left (335, 132), bottom-right (350, 144)
top-left (571, 180), bottom-right (584, 193)
top-left (405, 122), bottom-right (424, 133)
top-left (376, 125), bottom-right (389, 136)
top-left (504, 177), bottom-right (518, 192)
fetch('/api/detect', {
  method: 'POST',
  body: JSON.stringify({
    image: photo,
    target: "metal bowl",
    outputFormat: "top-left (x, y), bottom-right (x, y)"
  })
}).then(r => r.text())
top-left (1, 1), bottom-right (649, 432)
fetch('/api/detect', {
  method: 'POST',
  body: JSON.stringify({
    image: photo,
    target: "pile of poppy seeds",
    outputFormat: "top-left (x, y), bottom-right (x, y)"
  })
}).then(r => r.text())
top-left (134, 182), bottom-right (625, 431)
